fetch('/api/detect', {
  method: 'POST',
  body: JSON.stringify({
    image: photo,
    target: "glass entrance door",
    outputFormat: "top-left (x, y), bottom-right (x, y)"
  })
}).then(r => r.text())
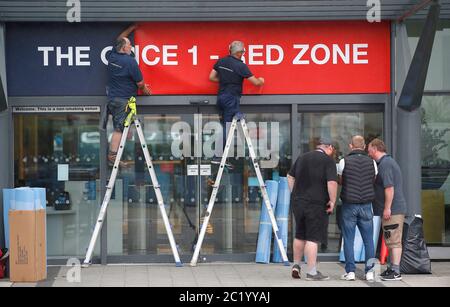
top-left (108, 105), bottom-right (292, 261)
top-left (297, 110), bottom-right (384, 254)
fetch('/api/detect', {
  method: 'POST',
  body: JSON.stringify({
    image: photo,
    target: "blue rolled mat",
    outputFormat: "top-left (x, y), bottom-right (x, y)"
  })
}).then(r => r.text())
top-left (272, 177), bottom-right (290, 263)
top-left (339, 226), bottom-right (364, 262)
top-left (32, 188), bottom-right (46, 210)
top-left (14, 187), bottom-right (36, 210)
top-left (2, 189), bottom-right (14, 248)
top-left (359, 216), bottom-right (382, 262)
top-left (255, 180), bottom-right (278, 264)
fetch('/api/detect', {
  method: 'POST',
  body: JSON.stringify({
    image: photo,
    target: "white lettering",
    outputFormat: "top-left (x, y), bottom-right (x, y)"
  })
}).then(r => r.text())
top-left (142, 45), bottom-right (160, 66)
top-left (266, 45), bottom-right (284, 65)
top-left (38, 46), bottom-right (54, 66)
top-left (353, 44), bottom-right (369, 64)
top-left (75, 47), bottom-right (90, 66)
top-left (133, 45), bottom-right (139, 64)
top-left (101, 46), bottom-right (112, 65)
top-left (248, 45), bottom-right (264, 65)
top-left (163, 45), bottom-right (178, 65)
top-left (311, 44), bottom-right (330, 65)
top-left (293, 44), bottom-right (310, 64)
top-left (333, 44), bottom-right (350, 64)
top-left (56, 47), bottom-right (73, 66)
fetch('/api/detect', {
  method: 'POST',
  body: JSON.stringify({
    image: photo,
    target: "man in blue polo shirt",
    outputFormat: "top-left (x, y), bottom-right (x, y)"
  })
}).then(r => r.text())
top-left (105, 24), bottom-right (151, 166)
top-left (209, 41), bottom-right (265, 167)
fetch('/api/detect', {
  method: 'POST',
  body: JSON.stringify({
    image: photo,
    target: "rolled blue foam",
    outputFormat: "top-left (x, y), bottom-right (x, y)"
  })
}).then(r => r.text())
top-left (255, 180), bottom-right (278, 264)
top-left (2, 189), bottom-right (14, 248)
top-left (359, 216), bottom-right (382, 262)
top-left (14, 187), bottom-right (36, 210)
top-left (272, 177), bottom-right (290, 263)
top-left (339, 226), bottom-right (364, 262)
top-left (32, 188), bottom-right (46, 210)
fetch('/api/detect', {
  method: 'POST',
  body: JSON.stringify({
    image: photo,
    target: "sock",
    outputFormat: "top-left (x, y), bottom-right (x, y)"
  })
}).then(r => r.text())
top-left (308, 266), bottom-right (317, 276)
top-left (391, 264), bottom-right (400, 274)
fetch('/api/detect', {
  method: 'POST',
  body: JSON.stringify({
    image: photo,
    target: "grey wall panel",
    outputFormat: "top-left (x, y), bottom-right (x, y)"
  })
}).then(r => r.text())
top-left (0, 22), bottom-right (8, 248)
top-left (0, 1), bottom-right (448, 21)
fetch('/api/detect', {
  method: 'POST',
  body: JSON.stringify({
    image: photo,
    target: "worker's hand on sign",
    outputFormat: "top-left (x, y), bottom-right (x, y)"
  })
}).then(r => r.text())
top-left (142, 84), bottom-right (151, 95)
top-left (258, 77), bottom-right (265, 85)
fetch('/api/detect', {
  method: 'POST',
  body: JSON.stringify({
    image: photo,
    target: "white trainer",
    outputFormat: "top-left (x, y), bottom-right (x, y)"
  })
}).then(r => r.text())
top-left (366, 271), bottom-right (375, 282)
top-left (340, 272), bottom-right (356, 281)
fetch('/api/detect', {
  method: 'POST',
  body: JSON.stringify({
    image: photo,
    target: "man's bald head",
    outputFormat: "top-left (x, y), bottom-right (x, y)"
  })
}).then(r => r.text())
top-left (351, 135), bottom-right (366, 150)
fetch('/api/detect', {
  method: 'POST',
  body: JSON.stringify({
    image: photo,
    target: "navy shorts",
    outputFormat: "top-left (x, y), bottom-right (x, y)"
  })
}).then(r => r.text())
top-left (107, 97), bottom-right (129, 132)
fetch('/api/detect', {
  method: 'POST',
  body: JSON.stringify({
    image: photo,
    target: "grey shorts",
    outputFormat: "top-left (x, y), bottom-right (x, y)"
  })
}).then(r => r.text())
top-left (107, 97), bottom-right (130, 132)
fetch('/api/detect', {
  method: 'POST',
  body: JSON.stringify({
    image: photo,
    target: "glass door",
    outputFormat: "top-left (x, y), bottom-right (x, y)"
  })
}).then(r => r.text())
top-left (108, 104), bottom-right (292, 261)
top-left (198, 106), bottom-right (292, 259)
top-left (107, 106), bottom-right (199, 258)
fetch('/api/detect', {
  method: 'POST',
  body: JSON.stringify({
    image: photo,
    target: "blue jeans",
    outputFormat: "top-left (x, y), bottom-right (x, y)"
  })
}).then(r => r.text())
top-left (341, 203), bottom-right (375, 273)
top-left (217, 93), bottom-right (240, 151)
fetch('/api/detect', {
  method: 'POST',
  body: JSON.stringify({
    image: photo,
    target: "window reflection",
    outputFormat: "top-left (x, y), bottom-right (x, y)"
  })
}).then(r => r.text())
top-left (14, 114), bottom-right (100, 257)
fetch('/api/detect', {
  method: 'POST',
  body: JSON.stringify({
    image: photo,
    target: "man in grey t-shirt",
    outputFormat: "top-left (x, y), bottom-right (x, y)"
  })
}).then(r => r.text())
top-left (368, 138), bottom-right (406, 281)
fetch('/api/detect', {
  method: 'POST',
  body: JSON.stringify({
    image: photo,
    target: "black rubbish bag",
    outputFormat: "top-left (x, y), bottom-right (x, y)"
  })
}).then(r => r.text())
top-left (400, 217), bottom-right (432, 274)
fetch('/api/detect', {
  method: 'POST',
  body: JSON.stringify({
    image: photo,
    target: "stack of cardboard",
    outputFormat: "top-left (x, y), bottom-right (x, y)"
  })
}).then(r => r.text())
top-left (4, 188), bottom-right (47, 282)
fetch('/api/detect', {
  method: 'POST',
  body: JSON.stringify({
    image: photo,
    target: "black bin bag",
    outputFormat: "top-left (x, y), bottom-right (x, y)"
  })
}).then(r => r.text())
top-left (400, 217), bottom-right (432, 274)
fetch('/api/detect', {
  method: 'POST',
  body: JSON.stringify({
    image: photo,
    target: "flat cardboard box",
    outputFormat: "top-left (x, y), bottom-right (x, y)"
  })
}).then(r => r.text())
top-left (9, 210), bottom-right (47, 282)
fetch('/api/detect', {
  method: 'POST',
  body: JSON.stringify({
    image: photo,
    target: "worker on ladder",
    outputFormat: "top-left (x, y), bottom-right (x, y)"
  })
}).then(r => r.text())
top-left (102, 23), bottom-right (151, 167)
top-left (209, 40), bottom-right (265, 169)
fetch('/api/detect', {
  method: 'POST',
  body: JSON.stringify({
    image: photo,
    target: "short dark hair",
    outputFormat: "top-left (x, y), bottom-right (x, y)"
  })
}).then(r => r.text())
top-left (369, 138), bottom-right (387, 153)
top-left (114, 37), bottom-right (127, 52)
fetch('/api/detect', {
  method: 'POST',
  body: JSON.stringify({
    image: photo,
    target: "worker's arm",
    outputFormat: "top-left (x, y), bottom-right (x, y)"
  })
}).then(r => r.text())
top-left (326, 180), bottom-right (338, 214)
top-left (209, 69), bottom-right (219, 82)
top-left (137, 80), bottom-right (151, 95)
top-left (383, 186), bottom-right (394, 220)
top-left (287, 174), bottom-right (295, 193)
top-left (247, 76), bottom-right (265, 86)
top-left (118, 24), bottom-right (137, 39)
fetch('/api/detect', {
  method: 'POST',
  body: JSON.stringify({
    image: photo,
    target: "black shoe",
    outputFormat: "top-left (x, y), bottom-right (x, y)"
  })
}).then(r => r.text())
top-left (380, 268), bottom-right (393, 278)
top-left (306, 271), bottom-right (330, 281)
top-left (211, 157), bottom-right (234, 170)
top-left (380, 270), bottom-right (402, 281)
top-left (291, 264), bottom-right (301, 279)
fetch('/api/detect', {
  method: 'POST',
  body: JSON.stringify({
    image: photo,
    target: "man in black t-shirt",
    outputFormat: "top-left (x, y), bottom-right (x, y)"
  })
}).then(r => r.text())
top-left (287, 138), bottom-right (338, 281)
top-left (209, 41), bottom-right (265, 167)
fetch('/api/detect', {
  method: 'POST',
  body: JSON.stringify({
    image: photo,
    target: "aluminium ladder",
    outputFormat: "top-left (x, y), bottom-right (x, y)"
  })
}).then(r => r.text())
top-left (82, 97), bottom-right (182, 267)
top-left (190, 115), bottom-right (290, 267)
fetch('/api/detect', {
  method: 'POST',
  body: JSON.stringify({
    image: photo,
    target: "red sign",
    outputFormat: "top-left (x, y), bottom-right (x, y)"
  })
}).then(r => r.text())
top-left (135, 21), bottom-right (390, 95)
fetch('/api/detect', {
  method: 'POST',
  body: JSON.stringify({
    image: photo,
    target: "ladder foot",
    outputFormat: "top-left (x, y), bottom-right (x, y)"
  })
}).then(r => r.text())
top-left (283, 261), bottom-right (291, 267)
top-left (175, 262), bottom-right (183, 267)
top-left (81, 262), bottom-right (91, 268)
top-left (190, 262), bottom-right (197, 267)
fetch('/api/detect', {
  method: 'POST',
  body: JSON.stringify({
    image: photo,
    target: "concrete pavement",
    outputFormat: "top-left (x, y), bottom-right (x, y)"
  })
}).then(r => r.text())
top-left (1, 262), bottom-right (450, 287)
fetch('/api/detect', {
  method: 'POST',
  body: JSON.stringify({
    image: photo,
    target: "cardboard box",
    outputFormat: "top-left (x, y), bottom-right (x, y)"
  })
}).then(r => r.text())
top-left (9, 210), bottom-right (47, 282)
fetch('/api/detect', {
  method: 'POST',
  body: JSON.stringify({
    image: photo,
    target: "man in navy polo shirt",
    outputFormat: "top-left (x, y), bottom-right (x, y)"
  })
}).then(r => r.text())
top-left (209, 41), bottom-right (265, 167)
top-left (105, 24), bottom-right (151, 166)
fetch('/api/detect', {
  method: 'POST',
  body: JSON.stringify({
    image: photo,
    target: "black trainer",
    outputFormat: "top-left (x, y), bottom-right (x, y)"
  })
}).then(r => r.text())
top-left (380, 270), bottom-right (402, 281)
top-left (380, 268), bottom-right (393, 278)
top-left (291, 264), bottom-right (301, 279)
top-left (306, 271), bottom-right (330, 281)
